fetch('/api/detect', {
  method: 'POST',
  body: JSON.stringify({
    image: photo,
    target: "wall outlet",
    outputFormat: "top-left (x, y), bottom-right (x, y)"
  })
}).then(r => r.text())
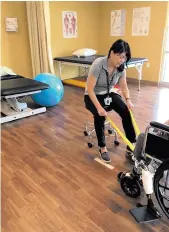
top-left (147, 63), bottom-right (150, 68)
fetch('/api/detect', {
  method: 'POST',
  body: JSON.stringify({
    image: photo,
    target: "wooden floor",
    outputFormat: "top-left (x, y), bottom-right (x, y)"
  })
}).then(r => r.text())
top-left (2, 84), bottom-right (169, 232)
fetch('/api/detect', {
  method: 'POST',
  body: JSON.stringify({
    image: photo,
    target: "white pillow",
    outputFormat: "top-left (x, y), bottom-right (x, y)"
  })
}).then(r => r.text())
top-left (0, 66), bottom-right (16, 76)
top-left (72, 48), bottom-right (97, 57)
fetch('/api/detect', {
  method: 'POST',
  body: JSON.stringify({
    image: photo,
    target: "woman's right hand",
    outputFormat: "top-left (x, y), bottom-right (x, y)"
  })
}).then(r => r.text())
top-left (97, 106), bottom-right (107, 117)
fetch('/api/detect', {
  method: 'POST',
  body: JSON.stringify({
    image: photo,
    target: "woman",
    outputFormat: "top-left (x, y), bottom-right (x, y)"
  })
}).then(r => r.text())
top-left (84, 39), bottom-right (136, 163)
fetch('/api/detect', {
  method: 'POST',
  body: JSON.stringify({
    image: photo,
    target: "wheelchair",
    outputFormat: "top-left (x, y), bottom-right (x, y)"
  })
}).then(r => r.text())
top-left (118, 121), bottom-right (169, 221)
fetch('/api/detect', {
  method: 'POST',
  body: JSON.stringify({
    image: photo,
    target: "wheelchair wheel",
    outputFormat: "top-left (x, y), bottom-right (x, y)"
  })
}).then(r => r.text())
top-left (120, 174), bottom-right (141, 198)
top-left (154, 159), bottom-right (169, 219)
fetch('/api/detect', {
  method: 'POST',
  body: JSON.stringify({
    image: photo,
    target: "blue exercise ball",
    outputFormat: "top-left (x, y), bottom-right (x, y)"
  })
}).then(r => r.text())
top-left (32, 73), bottom-right (64, 107)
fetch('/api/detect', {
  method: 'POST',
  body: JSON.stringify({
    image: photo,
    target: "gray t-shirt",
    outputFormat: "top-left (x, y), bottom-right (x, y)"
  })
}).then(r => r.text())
top-left (85, 56), bottom-right (124, 95)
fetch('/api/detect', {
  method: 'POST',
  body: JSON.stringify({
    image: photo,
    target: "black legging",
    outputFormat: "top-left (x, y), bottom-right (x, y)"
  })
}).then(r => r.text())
top-left (84, 92), bottom-right (136, 147)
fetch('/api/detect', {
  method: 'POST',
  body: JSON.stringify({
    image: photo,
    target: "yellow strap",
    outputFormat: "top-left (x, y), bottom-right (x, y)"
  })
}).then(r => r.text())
top-left (129, 110), bottom-right (140, 136)
top-left (107, 110), bottom-right (140, 152)
top-left (107, 116), bottom-right (135, 151)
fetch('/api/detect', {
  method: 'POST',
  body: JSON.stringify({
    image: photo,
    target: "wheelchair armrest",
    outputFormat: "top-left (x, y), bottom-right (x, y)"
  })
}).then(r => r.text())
top-left (150, 121), bottom-right (169, 133)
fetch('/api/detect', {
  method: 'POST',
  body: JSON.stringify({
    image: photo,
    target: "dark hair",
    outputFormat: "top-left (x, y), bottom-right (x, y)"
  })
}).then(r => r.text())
top-left (108, 39), bottom-right (131, 72)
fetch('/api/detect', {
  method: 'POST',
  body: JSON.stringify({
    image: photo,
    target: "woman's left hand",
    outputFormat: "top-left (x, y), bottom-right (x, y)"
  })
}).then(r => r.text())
top-left (126, 99), bottom-right (134, 110)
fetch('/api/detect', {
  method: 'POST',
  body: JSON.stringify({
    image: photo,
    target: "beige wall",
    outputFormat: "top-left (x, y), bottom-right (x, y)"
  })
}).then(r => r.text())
top-left (1, 1), bottom-right (32, 78)
top-left (99, 1), bottom-right (168, 82)
top-left (50, 1), bottom-right (100, 80)
top-left (1, 1), bottom-right (168, 83)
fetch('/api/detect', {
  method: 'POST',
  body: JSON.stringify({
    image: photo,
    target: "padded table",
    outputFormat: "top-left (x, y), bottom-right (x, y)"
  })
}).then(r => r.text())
top-left (54, 55), bottom-right (148, 91)
top-left (1, 75), bottom-right (49, 124)
top-left (1, 75), bottom-right (49, 97)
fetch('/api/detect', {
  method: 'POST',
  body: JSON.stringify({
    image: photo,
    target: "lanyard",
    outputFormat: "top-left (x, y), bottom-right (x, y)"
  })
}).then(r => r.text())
top-left (105, 70), bottom-right (115, 97)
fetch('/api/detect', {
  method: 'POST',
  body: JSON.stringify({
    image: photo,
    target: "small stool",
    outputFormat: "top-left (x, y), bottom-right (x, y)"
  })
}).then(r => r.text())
top-left (84, 119), bottom-right (120, 148)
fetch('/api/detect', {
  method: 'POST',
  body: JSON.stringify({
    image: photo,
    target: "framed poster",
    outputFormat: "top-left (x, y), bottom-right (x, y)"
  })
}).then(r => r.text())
top-left (6, 18), bottom-right (18, 32)
top-left (110, 9), bottom-right (126, 36)
top-left (62, 11), bottom-right (78, 38)
top-left (132, 7), bottom-right (151, 36)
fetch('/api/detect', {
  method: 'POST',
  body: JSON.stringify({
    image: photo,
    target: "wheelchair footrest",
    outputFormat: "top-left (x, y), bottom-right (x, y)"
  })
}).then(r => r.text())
top-left (129, 205), bottom-right (160, 223)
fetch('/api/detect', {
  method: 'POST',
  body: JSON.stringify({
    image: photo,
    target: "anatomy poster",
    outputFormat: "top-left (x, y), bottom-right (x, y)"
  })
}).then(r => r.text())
top-left (132, 7), bottom-right (151, 36)
top-left (62, 11), bottom-right (78, 38)
top-left (110, 9), bottom-right (126, 36)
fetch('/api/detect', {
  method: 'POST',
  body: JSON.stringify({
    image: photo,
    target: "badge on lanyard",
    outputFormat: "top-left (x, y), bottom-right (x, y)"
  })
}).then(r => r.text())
top-left (104, 97), bottom-right (112, 105)
top-left (104, 70), bottom-right (114, 105)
